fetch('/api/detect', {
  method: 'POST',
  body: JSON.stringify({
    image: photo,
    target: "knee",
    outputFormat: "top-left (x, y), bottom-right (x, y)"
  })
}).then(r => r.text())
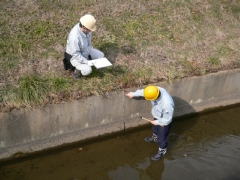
top-left (91, 48), bottom-right (104, 59)
top-left (81, 65), bottom-right (92, 76)
top-left (98, 51), bottom-right (104, 58)
top-left (95, 50), bottom-right (104, 58)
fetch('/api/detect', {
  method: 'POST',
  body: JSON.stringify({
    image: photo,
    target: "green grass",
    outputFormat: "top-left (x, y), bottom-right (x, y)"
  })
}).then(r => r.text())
top-left (208, 57), bottom-right (221, 66)
top-left (17, 76), bottom-right (49, 105)
top-left (1, 0), bottom-right (240, 111)
top-left (1, 66), bottom-right (153, 109)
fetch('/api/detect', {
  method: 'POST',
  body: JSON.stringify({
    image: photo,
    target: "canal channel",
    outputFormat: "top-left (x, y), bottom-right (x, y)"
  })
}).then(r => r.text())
top-left (0, 105), bottom-right (240, 180)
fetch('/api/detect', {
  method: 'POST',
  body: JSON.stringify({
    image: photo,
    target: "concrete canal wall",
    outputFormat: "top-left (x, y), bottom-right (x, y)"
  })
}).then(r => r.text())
top-left (0, 69), bottom-right (240, 160)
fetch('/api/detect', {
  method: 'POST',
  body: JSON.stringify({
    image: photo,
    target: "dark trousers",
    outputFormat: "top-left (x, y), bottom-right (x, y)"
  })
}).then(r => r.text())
top-left (63, 52), bottom-right (92, 71)
top-left (152, 123), bottom-right (171, 149)
top-left (63, 52), bottom-right (75, 71)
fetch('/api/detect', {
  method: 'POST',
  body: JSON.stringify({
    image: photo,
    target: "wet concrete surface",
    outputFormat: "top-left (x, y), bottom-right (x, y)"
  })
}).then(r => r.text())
top-left (0, 105), bottom-right (240, 180)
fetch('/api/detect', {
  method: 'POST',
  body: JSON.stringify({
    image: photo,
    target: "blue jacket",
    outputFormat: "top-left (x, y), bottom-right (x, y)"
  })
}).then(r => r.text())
top-left (132, 87), bottom-right (174, 126)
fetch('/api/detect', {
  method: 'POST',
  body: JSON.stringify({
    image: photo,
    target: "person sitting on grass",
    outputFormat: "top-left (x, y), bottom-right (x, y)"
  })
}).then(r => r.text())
top-left (63, 14), bottom-right (104, 78)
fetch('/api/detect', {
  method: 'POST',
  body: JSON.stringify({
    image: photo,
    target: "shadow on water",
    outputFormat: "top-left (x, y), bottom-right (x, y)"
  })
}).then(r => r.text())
top-left (108, 157), bottom-right (165, 180)
top-left (167, 96), bottom-right (198, 158)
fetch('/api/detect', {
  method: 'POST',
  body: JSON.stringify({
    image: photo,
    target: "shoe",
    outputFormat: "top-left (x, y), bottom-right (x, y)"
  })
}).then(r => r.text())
top-left (151, 148), bottom-right (167, 161)
top-left (144, 135), bottom-right (158, 143)
top-left (73, 70), bottom-right (81, 79)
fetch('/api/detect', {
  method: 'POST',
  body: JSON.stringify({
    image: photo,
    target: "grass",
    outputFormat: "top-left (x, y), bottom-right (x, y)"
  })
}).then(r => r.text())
top-left (1, 65), bottom-right (153, 109)
top-left (208, 57), bottom-right (221, 66)
top-left (0, 0), bottom-right (240, 111)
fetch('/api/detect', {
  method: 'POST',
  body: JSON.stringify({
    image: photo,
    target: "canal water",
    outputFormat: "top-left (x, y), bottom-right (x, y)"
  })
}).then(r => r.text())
top-left (0, 105), bottom-right (240, 180)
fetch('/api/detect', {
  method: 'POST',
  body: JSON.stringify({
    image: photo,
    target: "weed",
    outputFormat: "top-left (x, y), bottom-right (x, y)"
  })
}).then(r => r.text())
top-left (16, 75), bottom-right (50, 105)
top-left (208, 57), bottom-right (220, 65)
top-left (231, 5), bottom-right (240, 15)
top-left (50, 77), bottom-right (71, 92)
top-left (217, 46), bottom-right (234, 57)
top-left (0, 56), bottom-right (19, 71)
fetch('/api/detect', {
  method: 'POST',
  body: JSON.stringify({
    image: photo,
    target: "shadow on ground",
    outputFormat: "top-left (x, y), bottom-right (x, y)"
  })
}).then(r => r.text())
top-left (88, 65), bottom-right (127, 78)
top-left (98, 42), bottom-right (120, 64)
top-left (99, 42), bottom-right (136, 64)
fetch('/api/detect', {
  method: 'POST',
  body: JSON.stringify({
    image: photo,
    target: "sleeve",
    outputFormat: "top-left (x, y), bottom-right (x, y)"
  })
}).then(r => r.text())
top-left (68, 37), bottom-right (88, 67)
top-left (132, 89), bottom-right (144, 97)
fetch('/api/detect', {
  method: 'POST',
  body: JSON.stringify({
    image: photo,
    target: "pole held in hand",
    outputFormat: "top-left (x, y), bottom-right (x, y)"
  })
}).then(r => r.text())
top-left (140, 116), bottom-right (152, 122)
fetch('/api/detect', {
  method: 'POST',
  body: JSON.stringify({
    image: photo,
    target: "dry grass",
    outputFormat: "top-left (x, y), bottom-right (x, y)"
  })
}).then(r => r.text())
top-left (0, 0), bottom-right (240, 111)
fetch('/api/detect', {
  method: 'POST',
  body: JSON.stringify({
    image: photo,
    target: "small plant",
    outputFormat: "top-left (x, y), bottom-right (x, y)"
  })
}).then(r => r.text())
top-left (208, 57), bottom-right (220, 65)
top-left (16, 75), bottom-right (50, 105)
top-left (50, 77), bottom-right (71, 92)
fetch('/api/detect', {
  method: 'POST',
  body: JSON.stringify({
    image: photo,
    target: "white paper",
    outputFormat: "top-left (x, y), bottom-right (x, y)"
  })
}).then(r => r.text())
top-left (88, 58), bottom-right (112, 69)
top-left (87, 60), bottom-right (94, 66)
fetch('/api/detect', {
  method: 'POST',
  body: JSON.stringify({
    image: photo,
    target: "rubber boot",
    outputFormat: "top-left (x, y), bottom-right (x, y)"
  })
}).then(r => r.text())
top-left (151, 148), bottom-right (167, 161)
top-left (144, 134), bottom-right (158, 143)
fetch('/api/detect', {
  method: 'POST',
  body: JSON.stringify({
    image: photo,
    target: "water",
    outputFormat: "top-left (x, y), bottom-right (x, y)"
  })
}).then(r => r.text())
top-left (0, 105), bottom-right (240, 180)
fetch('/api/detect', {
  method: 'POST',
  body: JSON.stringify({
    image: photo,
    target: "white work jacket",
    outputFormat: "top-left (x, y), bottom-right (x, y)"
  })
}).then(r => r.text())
top-left (132, 87), bottom-right (175, 126)
top-left (66, 23), bottom-right (93, 66)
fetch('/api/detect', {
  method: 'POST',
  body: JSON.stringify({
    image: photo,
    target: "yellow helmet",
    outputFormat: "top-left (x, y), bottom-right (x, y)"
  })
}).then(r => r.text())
top-left (144, 86), bottom-right (160, 100)
top-left (80, 14), bottom-right (96, 31)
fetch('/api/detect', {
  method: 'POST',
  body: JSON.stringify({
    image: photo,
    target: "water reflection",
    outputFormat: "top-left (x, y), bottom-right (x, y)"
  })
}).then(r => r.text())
top-left (109, 157), bottom-right (164, 180)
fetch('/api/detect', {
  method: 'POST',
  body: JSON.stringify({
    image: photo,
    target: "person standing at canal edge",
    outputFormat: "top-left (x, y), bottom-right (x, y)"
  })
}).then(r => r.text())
top-left (125, 85), bottom-right (175, 161)
top-left (63, 14), bottom-right (105, 78)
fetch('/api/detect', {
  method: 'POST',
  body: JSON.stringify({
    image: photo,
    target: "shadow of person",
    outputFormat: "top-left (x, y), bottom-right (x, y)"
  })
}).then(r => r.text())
top-left (108, 156), bottom-right (165, 180)
top-left (98, 42), bottom-right (137, 64)
top-left (98, 42), bottom-right (120, 64)
top-left (87, 65), bottom-right (127, 78)
top-left (167, 96), bottom-right (198, 159)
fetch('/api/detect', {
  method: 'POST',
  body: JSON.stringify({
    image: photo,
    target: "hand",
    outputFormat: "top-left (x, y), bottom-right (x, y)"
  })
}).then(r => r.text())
top-left (125, 92), bottom-right (134, 98)
top-left (149, 120), bottom-right (159, 125)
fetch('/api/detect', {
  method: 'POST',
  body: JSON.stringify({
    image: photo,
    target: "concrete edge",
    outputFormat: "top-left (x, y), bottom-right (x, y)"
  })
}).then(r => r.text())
top-left (0, 69), bottom-right (240, 160)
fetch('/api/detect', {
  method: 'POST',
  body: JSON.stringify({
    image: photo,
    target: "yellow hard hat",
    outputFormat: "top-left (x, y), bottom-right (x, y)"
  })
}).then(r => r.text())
top-left (80, 14), bottom-right (96, 31)
top-left (144, 86), bottom-right (160, 100)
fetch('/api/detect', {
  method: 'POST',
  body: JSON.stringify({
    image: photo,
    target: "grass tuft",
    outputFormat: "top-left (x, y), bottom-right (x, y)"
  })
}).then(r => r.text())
top-left (17, 75), bottom-right (50, 105)
top-left (208, 57), bottom-right (220, 65)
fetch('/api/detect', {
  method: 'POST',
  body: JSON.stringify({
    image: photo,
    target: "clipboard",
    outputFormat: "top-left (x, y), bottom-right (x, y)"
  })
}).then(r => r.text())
top-left (88, 58), bottom-right (112, 69)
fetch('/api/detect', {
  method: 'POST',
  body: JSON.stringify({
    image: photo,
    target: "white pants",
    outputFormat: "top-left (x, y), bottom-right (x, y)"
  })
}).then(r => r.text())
top-left (77, 48), bottom-right (104, 76)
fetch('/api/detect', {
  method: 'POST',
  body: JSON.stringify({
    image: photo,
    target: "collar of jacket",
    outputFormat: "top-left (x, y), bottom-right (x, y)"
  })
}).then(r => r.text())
top-left (153, 93), bottom-right (162, 104)
top-left (77, 23), bottom-right (91, 38)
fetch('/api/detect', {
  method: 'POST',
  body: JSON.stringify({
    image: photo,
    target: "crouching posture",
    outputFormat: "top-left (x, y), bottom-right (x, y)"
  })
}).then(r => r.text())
top-left (126, 86), bottom-right (175, 160)
top-left (63, 14), bottom-right (104, 78)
